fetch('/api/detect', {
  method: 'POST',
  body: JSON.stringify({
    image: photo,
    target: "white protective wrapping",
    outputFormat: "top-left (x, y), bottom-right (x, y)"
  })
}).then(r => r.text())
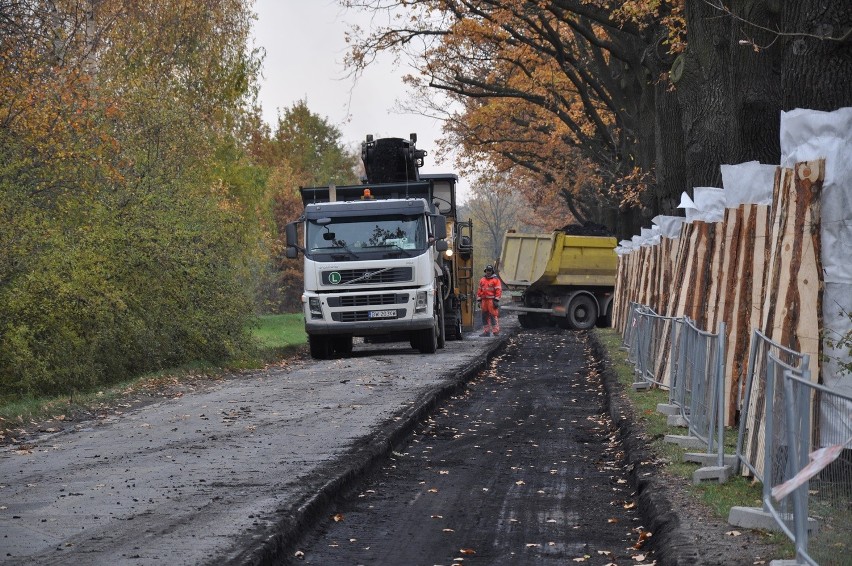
top-left (639, 226), bottom-right (660, 247)
top-left (652, 215), bottom-right (686, 239)
top-left (615, 239), bottom-right (633, 256)
top-left (692, 187), bottom-right (726, 222)
top-left (720, 161), bottom-right (777, 207)
top-left (780, 107), bottom-right (852, 444)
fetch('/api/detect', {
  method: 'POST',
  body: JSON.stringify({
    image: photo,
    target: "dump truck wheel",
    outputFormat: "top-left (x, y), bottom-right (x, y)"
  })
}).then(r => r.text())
top-left (597, 303), bottom-right (613, 328)
top-left (519, 313), bottom-right (548, 329)
top-left (567, 295), bottom-right (597, 330)
top-left (309, 335), bottom-right (333, 359)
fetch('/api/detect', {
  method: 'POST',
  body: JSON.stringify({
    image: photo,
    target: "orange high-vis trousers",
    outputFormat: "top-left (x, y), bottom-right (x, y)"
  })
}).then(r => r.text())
top-left (480, 298), bottom-right (500, 335)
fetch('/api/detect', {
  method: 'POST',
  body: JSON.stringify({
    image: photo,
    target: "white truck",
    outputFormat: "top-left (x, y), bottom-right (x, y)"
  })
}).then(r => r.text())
top-left (284, 135), bottom-right (474, 359)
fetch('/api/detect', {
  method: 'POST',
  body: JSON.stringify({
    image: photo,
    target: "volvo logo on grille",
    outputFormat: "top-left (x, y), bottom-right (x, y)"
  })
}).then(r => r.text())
top-left (328, 272), bottom-right (342, 284)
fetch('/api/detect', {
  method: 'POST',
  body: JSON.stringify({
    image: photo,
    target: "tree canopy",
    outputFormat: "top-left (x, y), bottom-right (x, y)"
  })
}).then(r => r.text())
top-left (0, 0), bottom-right (269, 397)
top-left (339, 0), bottom-right (852, 237)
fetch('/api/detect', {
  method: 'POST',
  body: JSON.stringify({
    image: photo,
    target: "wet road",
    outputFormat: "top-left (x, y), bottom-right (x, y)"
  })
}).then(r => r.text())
top-left (288, 328), bottom-right (653, 565)
top-left (0, 332), bottom-right (506, 565)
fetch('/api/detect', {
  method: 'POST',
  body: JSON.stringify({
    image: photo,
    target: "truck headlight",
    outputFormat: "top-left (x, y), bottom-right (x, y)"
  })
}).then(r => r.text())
top-left (415, 291), bottom-right (428, 313)
top-left (309, 297), bottom-right (322, 317)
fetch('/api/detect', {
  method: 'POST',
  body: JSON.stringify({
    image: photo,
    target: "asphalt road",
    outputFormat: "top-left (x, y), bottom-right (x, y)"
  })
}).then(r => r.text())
top-left (286, 328), bottom-right (653, 566)
top-left (0, 328), bottom-right (509, 565)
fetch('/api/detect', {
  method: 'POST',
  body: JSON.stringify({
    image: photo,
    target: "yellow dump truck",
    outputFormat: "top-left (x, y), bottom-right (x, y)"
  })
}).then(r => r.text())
top-left (498, 231), bottom-right (618, 330)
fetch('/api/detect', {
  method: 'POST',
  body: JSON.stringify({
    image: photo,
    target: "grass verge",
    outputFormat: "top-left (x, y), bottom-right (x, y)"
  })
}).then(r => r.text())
top-left (0, 313), bottom-right (306, 439)
top-left (594, 327), bottom-right (793, 555)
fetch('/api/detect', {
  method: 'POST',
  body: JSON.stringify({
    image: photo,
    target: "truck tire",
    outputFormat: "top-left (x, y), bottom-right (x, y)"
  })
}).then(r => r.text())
top-left (309, 335), bottom-right (333, 359)
top-left (597, 303), bottom-right (613, 328)
top-left (436, 296), bottom-right (446, 349)
top-left (415, 316), bottom-right (439, 354)
top-left (519, 313), bottom-right (548, 329)
top-left (567, 295), bottom-right (597, 330)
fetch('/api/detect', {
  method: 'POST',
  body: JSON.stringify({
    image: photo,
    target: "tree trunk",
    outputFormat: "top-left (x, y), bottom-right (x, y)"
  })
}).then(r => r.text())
top-left (729, 0), bottom-right (785, 164)
top-left (652, 83), bottom-right (688, 216)
top-left (782, 1), bottom-right (852, 111)
top-left (672, 0), bottom-right (734, 190)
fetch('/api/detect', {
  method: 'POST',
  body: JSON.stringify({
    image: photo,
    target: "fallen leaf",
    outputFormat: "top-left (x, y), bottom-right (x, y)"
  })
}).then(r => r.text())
top-left (515, 480), bottom-right (525, 486)
top-left (443, 528), bottom-right (455, 533)
top-left (439, 470), bottom-right (449, 475)
top-left (633, 530), bottom-right (652, 549)
top-left (431, 515), bottom-right (443, 519)
top-left (546, 519), bottom-right (557, 523)
top-left (632, 554), bottom-right (645, 562)
top-left (294, 550), bottom-right (305, 559)
top-left (607, 518), bottom-right (619, 523)
top-left (572, 557), bottom-right (588, 562)
top-left (332, 513), bottom-right (344, 522)
top-left (525, 543), bottom-right (541, 548)
top-left (725, 530), bottom-right (742, 537)
top-left (623, 501), bottom-right (636, 509)
top-left (428, 488), bottom-right (439, 493)
top-left (459, 548), bottom-right (476, 555)
top-left (598, 550), bottom-right (613, 555)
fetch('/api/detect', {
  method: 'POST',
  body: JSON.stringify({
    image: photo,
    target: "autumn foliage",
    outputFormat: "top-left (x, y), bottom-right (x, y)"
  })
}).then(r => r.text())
top-left (341, 0), bottom-right (851, 239)
top-left (0, 1), bottom-right (356, 398)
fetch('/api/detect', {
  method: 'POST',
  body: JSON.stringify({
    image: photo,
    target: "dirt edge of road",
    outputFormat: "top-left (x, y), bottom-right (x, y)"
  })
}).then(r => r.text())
top-left (589, 332), bottom-right (702, 566)
top-left (229, 335), bottom-right (512, 566)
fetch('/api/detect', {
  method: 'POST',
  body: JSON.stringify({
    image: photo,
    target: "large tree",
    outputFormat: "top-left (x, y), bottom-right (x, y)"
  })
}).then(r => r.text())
top-left (339, 0), bottom-right (852, 237)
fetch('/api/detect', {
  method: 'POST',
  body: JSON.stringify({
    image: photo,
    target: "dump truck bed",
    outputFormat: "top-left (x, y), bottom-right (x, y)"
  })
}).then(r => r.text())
top-left (499, 232), bottom-right (618, 290)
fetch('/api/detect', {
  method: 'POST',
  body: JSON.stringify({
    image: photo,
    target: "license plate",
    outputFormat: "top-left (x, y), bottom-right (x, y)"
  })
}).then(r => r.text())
top-left (368, 310), bottom-right (396, 319)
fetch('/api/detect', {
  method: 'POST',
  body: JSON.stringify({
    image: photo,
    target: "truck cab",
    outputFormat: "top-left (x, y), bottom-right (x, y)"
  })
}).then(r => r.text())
top-left (285, 135), bottom-right (474, 359)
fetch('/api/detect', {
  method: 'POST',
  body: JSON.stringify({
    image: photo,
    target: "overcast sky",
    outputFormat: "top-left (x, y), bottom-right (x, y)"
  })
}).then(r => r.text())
top-left (250, 0), bottom-right (468, 199)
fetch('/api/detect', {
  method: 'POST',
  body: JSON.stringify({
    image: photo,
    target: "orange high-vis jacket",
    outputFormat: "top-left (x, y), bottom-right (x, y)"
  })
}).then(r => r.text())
top-left (477, 274), bottom-right (502, 300)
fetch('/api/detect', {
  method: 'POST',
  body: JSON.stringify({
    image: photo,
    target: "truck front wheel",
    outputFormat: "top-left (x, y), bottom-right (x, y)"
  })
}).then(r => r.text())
top-left (567, 295), bottom-right (598, 330)
top-left (415, 315), bottom-right (439, 354)
top-left (309, 335), bottom-right (333, 359)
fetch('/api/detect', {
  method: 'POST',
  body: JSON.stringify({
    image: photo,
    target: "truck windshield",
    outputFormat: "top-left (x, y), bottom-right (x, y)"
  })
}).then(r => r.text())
top-left (306, 214), bottom-right (427, 260)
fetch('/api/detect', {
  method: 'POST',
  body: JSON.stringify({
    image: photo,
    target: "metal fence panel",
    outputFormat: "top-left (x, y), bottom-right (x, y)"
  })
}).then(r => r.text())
top-left (735, 330), bottom-right (810, 481)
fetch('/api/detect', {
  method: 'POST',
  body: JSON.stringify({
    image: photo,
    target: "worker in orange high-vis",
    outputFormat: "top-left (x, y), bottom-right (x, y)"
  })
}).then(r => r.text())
top-left (477, 264), bottom-right (502, 337)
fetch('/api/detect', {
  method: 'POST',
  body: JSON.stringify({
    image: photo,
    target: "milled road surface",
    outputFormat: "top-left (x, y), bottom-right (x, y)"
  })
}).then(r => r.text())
top-left (289, 329), bottom-right (652, 565)
top-left (0, 331), bottom-right (508, 565)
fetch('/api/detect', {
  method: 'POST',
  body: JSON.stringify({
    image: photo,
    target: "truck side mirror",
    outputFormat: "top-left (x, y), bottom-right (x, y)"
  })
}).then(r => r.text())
top-left (285, 222), bottom-right (301, 257)
top-left (435, 240), bottom-right (448, 252)
top-left (430, 214), bottom-right (447, 240)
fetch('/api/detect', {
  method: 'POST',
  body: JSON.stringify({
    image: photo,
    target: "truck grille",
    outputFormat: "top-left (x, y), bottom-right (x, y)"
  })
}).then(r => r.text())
top-left (322, 267), bottom-right (413, 285)
top-left (328, 293), bottom-right (408, 307)
top-left (332, 309), bottom-right (406, 322)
